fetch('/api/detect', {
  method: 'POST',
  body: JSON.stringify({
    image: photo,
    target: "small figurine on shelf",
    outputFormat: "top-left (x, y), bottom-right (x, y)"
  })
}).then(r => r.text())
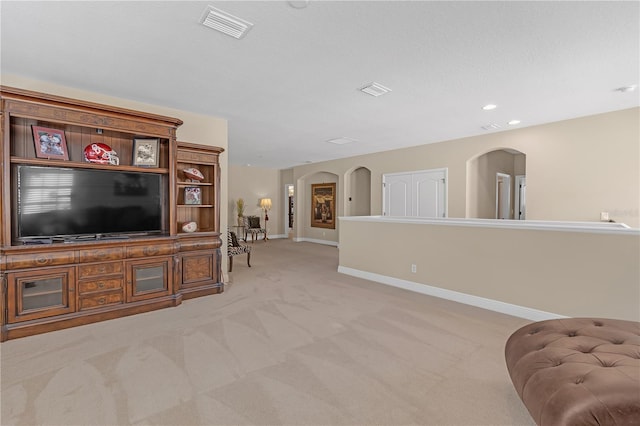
top-left (181, 221), bottom-right (197, 233)
top-left (183, 167), bottom-right (204, 182)
top-left (84, 143), bottom-right (119, 165)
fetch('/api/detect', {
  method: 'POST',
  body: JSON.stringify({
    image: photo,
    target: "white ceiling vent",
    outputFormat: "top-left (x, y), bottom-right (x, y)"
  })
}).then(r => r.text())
top-left (359, 82), bottom-right (392, 97)
top-left (481, 123), bottom-right (501, 131)
top-left (200, 6), bottom-right (253, 39)
top-left (327, 137), bottom-right (357, 145)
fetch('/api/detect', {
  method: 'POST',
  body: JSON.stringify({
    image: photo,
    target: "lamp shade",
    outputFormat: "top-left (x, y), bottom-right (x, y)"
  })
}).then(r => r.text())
top-left (260, 198), bottom-right (272, 210)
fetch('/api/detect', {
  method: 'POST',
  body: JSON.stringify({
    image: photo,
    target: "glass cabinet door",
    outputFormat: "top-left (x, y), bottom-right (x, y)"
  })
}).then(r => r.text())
top-left (127, 257), bottom-right (173, 302)
top-left (7, 267), bottom-right (76, 323)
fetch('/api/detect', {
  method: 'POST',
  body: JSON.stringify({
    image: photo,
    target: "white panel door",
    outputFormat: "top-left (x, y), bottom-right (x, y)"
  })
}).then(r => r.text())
top-left (384, 174), bottom-right (412, 216)
top-left (383, 169), bottom-right (447, 217)
top-left (414, 170), bottom-right (446, 217)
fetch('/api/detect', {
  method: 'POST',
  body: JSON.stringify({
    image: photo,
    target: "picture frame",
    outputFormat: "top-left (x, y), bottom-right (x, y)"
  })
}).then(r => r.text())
top-left (184, 187), bottom-right (202, 205)
top-left (311, 182), bottom-right (336, 229)
top-left (132, 138), bottom-right (159, 167)
top-left (32, 126), bottom-right (69, 160)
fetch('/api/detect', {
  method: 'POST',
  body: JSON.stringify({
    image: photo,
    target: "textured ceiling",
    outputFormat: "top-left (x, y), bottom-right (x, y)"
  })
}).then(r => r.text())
top-left (1, 1), bottom-right (638, 169)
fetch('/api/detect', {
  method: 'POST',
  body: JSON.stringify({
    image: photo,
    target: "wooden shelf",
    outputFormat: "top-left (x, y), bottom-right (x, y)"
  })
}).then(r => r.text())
top-left (23, 290), bottom-right (63, 298)
top-left (177, 181), bottom-right (213, 187)
top-left (10, 156), bottom-right (170, 174)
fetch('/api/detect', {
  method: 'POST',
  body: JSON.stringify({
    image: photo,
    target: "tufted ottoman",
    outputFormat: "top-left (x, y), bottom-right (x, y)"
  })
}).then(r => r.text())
top-left (505, 318), bottom-right (640, 426)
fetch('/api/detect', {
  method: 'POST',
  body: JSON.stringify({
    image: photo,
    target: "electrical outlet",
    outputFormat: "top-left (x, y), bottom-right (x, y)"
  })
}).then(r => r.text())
top-left (411, 264), bottom-right (417, 273)
top-left (600, 212), bottom-right (610, 222)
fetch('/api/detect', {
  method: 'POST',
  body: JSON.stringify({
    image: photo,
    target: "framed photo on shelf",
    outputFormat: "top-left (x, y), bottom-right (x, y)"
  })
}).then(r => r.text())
top-left (32, 126), bottom-right (69, 160)
top-left (184, 187), bottom-right (202, 205)
top-left (311, 182), bottom-right (336, 229)
top-left (132, 138), bottom-right (159, 167)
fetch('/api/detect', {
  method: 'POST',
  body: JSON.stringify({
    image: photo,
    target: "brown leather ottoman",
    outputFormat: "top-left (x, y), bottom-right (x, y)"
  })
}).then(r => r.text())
top-left (505, 318), bottom-right (640, 426)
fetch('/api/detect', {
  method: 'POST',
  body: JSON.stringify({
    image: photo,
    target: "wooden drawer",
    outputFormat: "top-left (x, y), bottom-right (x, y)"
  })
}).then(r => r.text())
top-left (78, 278), bottom-right (123, 294)
top-left (78, 291), bottom-right (123, 310)
top-left (79, 247), bottom-right (124, 263)
top-left (5, 250), bottom-right (76, 270)
top-left (179, 239), bottom-right (220, 252)
top-left (126, 242), bottom-right (176, 258)
top-left (78, 262), bottom-right (123, 279)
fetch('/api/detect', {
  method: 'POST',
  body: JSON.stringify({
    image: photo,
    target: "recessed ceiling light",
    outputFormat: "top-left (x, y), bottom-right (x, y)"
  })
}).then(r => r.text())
top-left (481, 123), bottom-right (501, 130)
top-left (327, 137), bottom-right (357, 145)
top-left (359, 82), bottom-right (392, 97)
top-left (200, 6), bottom-right (253, 39)
top-left (482, 104), bottom-right (497, 110)
top-left (614, 85), bottom-right (637, 93)
top-left (508, 120), bottom-right (521, 125)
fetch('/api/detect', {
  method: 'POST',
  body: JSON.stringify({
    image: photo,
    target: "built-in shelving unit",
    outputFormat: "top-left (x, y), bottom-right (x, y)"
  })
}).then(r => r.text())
top-left (0, 86), bottom-right (224, 341)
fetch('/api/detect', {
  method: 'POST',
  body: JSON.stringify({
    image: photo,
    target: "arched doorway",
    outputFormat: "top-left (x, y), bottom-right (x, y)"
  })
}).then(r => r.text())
top-left (467, 148), bottom-right (526, 219)
top-left (346, 166), bottom-right (371, 216)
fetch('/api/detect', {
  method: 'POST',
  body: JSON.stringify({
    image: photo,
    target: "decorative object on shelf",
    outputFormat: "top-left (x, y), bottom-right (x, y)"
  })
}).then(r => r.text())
top-left (32, 125), bottom-right (69, 160)
top-left (236, 198), bottom-right (245, 226)
top-left (311, 183), bottom-right (336, 229)
top-left (132, 138), bottom-right (159, 167)
top-left (183, 167), bottom-right (204, 182)
top-left (83, 142), bottom-right (119, 165)
top-left (181, 221), bottom-right (198, 233)
top-left (184, 187), bottom-right (202, 205)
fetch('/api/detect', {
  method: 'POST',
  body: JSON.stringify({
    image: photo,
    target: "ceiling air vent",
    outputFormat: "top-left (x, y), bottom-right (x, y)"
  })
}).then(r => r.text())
top-left (200, 6), bottom-right (253, 39)
top-left (481, 123), bottom-right (501, 131)
top-left (327, 137), bottom-right (357, 145)
top-left (359, 82), bottom-right (392, 97)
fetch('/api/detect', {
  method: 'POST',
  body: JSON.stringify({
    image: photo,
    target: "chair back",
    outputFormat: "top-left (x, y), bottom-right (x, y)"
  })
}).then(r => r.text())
top-left (245, 215), bottom-right (262, 229)
top-left (228, 230), bottom-right (241, 248)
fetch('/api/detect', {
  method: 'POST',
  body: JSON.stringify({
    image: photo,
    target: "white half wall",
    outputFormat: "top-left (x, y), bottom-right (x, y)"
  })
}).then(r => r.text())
top-left (338, 216), bottom-right (640, 321)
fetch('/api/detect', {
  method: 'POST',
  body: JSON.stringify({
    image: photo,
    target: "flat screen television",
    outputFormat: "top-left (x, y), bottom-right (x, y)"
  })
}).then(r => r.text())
top-left (14, 165), bottom-right (165, 241)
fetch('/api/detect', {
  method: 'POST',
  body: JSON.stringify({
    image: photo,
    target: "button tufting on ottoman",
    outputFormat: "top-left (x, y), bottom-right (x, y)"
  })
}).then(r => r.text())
top-left (505, 318), bottom-right (640, 426)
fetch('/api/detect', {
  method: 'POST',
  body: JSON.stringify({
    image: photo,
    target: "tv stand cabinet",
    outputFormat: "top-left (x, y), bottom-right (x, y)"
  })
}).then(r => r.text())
top-left (0, 87), bottom-right (224, 342)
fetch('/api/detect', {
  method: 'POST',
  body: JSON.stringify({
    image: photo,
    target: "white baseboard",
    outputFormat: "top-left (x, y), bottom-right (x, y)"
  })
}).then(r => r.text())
top-left (294, 237), bottom-right (339, 247)
top-left (265, 234), bottom-right (288, 239)
top-left (337, 266), bottom-right (567, 322)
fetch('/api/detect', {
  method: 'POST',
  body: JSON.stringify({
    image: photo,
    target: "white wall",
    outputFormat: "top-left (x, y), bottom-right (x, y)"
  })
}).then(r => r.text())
top-left (339, 217), bottom-right (640, 321)
top-left (228, 165), bottom-right (281, 237)
top-left (288, 108), bottom-right (639, 244)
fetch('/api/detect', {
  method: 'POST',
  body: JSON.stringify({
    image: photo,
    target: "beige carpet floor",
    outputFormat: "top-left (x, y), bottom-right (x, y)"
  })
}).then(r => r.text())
top-left (1, 239), bottom-right (535, 426)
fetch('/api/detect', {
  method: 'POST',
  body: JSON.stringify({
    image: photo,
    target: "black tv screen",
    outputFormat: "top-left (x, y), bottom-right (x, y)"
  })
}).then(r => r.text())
top-left (16, 165), bottom-right (164, 240)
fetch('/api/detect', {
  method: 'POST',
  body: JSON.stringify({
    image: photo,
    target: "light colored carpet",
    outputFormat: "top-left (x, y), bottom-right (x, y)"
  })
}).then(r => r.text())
top-left (1, 239), bottom-right (535, 425)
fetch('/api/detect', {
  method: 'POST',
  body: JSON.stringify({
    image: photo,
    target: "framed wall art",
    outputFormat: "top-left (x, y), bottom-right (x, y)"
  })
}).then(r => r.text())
top-left (32, 126), bottom-right (69, 160)
top-left (311, 182), bottom-right (336, 229)
top-left (184, 187), bottom-right (202, 205)
top-left (132, 138), bottom-right (159, 167)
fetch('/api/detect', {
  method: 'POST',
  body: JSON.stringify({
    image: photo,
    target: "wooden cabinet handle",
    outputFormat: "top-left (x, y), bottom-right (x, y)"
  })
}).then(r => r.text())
top-left (98, 297), bottom-right (106, 305)
top-left (97, 281), bottom-right (105, 288)
top-left (98, 266), bottom-right (107, 274)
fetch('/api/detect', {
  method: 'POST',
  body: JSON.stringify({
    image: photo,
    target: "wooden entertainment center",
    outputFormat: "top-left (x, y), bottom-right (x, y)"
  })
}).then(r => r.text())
top-left (0, 87), bottom-right (224, 341)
